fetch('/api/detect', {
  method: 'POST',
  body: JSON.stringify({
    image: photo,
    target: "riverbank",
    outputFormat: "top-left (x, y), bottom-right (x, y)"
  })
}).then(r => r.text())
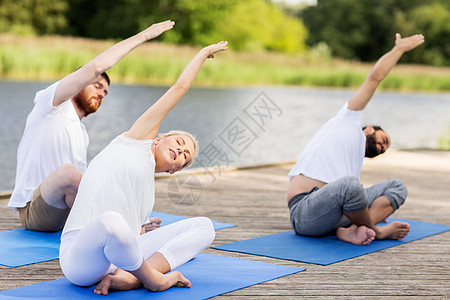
top-left (0, 149), bottom-right (449, 298)
top-left (1, 34), bottom-right (449, 91)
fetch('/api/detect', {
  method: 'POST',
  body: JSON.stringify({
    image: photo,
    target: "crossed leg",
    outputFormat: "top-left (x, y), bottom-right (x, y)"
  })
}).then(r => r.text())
top-left (88, 215), bottom-right (215, 295)
top-left (94, 253), bottom-right (176, 295)
top-left (337, 180), bottom-right (410, 244)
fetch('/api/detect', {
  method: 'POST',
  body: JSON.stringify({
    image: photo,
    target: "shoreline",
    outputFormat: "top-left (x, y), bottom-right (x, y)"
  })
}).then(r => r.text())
top-left (3, 77), bottom-right (450, 95)
top-left (1, 34), bottom-right (449, 91)
top-left (2, 149), bottom-right (448, 196)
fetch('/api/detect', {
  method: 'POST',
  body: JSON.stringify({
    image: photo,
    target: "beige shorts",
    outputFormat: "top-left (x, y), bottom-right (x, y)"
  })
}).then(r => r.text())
top-left (18, 185), bottom-right (70, 232)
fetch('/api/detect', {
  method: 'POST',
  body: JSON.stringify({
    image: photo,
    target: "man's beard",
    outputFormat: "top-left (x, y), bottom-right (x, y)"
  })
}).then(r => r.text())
top-left (73, 92), bottom-right (100, 117)
top-left (365, 133), bottom-right (381, 158)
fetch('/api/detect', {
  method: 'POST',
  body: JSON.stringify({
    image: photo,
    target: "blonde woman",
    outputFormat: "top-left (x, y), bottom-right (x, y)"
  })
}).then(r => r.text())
top-left (59, 21), bottom-right (228, 294)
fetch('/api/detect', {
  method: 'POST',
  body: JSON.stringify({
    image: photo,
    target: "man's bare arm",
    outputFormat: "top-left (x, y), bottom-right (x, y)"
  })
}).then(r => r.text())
top-left (52, 21), bottom-right (175, 107)
top-left (348, 33), bottom-right (424, 111)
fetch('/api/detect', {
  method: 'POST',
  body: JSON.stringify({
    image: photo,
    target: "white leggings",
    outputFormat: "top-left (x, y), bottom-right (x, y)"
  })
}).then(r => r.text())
top-left (59, 211), bottom-right (215, 286)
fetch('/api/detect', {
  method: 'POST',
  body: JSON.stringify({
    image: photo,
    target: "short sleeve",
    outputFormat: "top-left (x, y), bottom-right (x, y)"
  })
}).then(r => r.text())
top-left (335, 102), bottom-right (363, 125)
top-left (33, 81), bottom-right (61, 116)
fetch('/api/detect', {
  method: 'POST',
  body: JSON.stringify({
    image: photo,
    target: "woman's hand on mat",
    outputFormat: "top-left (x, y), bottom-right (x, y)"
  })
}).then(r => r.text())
top-left (394, 33), bottom-right (424, 53)
top-left (143, 217), bottom-right (162, 233)
top-left (140, 20), bottom-right (175, 41)
top-left (202, 41), bottom-right (228, 59)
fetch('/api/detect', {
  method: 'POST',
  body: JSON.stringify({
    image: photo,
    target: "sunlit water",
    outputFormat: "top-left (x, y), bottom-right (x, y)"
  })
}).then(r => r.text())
top-left (1, 80), bottom-right (449, 190)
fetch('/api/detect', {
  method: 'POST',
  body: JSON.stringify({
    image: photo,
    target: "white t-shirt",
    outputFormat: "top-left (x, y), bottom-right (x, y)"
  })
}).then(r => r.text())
top-left (62, 134), bottom-right (156, 237)
top-left (8, 82), bottom-right (89, 209)
top-left (288, 102), bottom-right (365, 183)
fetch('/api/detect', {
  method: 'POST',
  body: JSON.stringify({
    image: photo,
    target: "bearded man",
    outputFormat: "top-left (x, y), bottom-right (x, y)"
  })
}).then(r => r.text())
top-left (287, 33), bottom-right (425, 245)
top-left (9, 30), bottom-right (165, 232)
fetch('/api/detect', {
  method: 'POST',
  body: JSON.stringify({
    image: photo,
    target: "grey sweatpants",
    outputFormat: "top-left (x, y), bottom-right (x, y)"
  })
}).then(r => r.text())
top-left (289, 176), bottom-right (407, 236)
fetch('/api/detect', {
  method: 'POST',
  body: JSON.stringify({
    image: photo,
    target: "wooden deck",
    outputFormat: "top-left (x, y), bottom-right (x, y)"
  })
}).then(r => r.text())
top-left (1, 149), bottom-right (449, 299)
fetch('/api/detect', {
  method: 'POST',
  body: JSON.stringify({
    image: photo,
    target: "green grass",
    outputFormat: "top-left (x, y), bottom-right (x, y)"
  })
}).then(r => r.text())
top-left (438, 128), bottom-right (450, 151)
top-left (1, 34), bottom-right (449, 91)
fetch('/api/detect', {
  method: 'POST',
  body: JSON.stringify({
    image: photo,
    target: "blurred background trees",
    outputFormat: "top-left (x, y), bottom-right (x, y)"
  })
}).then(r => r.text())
top-left (0, 0), bottom-right (67, 35)
top-left (299, 0), bottom-right (449, 66)
top-left (0, 0), bottom-right (448, 65)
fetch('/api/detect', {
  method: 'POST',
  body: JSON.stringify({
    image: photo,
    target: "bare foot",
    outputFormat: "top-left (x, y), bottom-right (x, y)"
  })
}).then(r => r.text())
top-left (94, 270), bottom-right (141, 295)
top-left (375, 221), bottom-right (410, 240)
top-left (142, 271), bottom-right (191, 292)
top-left (337, 225), bottom-right (376, 245)
top-left (172, 271), bottom-right (191, 288)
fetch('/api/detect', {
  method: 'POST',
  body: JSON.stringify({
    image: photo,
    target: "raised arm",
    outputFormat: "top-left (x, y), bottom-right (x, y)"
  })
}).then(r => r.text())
top-left (348, 33), bottom-right (424, 111)
top-left (125, 41), bottom-right (228, 140)
top-left (52, 21), bottom-right (175, 107)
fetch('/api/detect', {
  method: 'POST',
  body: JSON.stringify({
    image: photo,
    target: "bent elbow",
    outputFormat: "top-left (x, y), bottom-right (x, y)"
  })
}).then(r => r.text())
top-left (367, 71), bottom-right (384, 84)
top-left (172, 81), bottom-right (190, 94)
top-left (83, 60), bottom-right (106, 79)
top-left (93, 60), bottom-right (107, 76)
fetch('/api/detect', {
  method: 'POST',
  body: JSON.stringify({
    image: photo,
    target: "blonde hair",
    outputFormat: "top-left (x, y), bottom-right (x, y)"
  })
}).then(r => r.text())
top-left (158, 130), bottom-right (199, 169)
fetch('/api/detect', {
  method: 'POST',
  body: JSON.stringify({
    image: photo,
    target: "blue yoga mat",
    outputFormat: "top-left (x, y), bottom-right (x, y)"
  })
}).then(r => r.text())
top-left (212, 218), bottom-right (450, 265)
top-left (0, 253), bottom-right (304, 299)
top-left (0, 229), bottom-right (61, 268)
top-left (150, 211), bottom-right (236, 231)
top-left (0, 212), bottom-right (235, 268)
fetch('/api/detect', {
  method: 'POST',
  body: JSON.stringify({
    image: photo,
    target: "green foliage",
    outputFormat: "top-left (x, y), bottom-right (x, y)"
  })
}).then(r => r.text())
top-left (438, 125), bottom-right (450, 151)
top-left (209, 0), bottom-right (307, 53)
top-left (397, 3), bottom-right (450, 66)
top-left (66, 0), bottom-right (144, 38)
top-left (0, 0), bottom-right (448, 64)
top-left (0, 0), bottom-right (67, 35)
top-left (301, 0), bottom-right (370, 59)
top-left (300, 0), bottom-right (450, 66)
top-left (1, 36), bottom-right (449, 92)
top-left (5, 0), bottom-right (307, 54)
top-left (130, 0), bottom-right (308, 54)
top-left (305, 42), bottom-right (332, 64)
top-left (137, 0), bottom-right (235, 45)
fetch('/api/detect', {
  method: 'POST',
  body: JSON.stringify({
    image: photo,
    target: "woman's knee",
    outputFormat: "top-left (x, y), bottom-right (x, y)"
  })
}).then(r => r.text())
top-left (199, 217), bottom-right (216, 244)
top-left (95, 211), bottom-right (131, 238)
top-left (191, 217), bottom-right (215, 245)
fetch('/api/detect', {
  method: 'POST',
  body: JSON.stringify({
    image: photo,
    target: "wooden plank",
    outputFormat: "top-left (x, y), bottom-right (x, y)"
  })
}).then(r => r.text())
top-left (0, 150), bottom-right (449, 298)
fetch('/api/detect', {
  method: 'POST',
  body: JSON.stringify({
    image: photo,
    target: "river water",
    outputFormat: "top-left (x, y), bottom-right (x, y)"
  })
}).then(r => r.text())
top-left (0, 80), bottom-right (449, 190)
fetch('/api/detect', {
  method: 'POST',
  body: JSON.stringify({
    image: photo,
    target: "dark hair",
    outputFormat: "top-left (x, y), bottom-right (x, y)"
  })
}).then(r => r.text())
top-left (75, 66), bottom-right (110, 86)
top-left (101, 72), bottom-right (110, 86)
top-left (362, 125), bottom-right (383, 132)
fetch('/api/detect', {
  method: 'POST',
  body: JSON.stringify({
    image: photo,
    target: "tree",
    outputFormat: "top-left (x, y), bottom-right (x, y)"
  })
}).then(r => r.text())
top-left (398, 3), bottom-right (450, 65)
top-left (300, 0), bottom-right (370, 59)
top-left (65, 0), bottom-right (308, 54)
top-left (66, 0), bottom-right (142, 38)
top-left (138, 0), bottom-right (234, 45)
top-left (212, 0), bottom-right (307, 53)
top-left (0, 0), bottom-right (67, 35)
top-left (299, 0), bottom-right (449, 65)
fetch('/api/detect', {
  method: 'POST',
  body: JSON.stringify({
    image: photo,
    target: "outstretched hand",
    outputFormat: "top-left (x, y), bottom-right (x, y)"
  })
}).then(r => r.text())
top-left (141, 20), bottom-right (175, 41)
top-left (394, 33), bottom-right (424, 53)
top-left (203, 41), bottom-right (228, 59)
